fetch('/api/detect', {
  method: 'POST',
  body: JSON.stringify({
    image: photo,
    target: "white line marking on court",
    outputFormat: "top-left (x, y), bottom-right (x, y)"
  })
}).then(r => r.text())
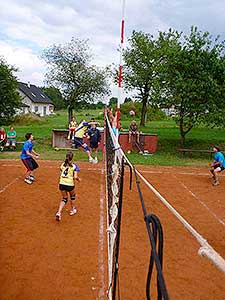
top-left (173, 174), bottom-right (225, 228)
top-left (98, 165), bottom-right (105, 299)
top-left (0, 176), bottom-right (21, 194)
top-left (140, 169), bottom-right (225, 177)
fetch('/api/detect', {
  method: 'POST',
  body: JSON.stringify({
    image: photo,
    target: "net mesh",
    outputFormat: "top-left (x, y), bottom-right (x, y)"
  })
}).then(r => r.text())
top-left (105, 113), bottom-right (124, 300)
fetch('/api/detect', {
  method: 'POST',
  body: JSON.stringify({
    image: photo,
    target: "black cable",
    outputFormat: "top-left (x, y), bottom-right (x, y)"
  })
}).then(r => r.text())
top-left (133, 167), bottom-right (169, 300)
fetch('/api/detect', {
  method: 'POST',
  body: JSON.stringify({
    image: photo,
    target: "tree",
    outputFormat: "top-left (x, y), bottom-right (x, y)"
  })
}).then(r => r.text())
top-left (156, 27), bottom-right (225, 146)
top-left (0, 57), bottom-right (22, 122)
top-left (122, 31), bottom-right (159, 126)
top-left (41, 86), bottom-right (65, 110)
top-left (42, 38), bottom-right (109, 121)
top-left (108, 97), bottom-right (118, 106)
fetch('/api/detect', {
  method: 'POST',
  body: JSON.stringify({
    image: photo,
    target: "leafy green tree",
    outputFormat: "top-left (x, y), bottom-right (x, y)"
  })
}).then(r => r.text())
top-left (42, 38), bottom-right (109, 122)
top-left (41, 86), bottom-right (65, 110)
top-left (123, 31), bottom-right (159, 126)
top-left (124, 97), bottom-right (133, 103)
top-left (0, 57), bottom-right (21, 123)
top-left (96, 101), bottom-right (105, 109)
top-left (108, 97), bottom-right (118, 107)
top-left (156, 27), bottom-right (225, 146)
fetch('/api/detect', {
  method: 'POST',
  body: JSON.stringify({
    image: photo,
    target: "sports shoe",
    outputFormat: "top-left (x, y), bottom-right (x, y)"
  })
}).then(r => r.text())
top-left (24, 178), bottom-right (32, 184)
top-left (29, 175), bottom-right (35, 182)
top-left (89, 157), bottom-right (94, 163)
top-left (69, 208), bottom-right (77, 216)
top-left (213, 181), bottom-right (219, 186)
top-left (56, 212), bottom-right (61, 221)
top-left (93, 157), bottom-right (98, 164)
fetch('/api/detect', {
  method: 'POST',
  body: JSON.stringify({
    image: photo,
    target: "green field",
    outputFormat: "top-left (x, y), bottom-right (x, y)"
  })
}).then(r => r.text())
top-left (0, 110), bottom-right (224, 166)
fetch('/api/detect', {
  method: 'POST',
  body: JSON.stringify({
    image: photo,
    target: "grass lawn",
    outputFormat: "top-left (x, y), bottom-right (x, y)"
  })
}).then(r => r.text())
top-left (0, 109), bottom-right (224, 166)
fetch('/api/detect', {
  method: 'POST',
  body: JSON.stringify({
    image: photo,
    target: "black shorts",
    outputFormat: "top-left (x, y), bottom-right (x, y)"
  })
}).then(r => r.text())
top-left (22, 157), bottom-right (39, 171)
top-left (90, 142), bottom-right (98, 149)
top-left (59, 184), bottom-right (74, 192)
top-left (214, 165), bottom-right (225, 172)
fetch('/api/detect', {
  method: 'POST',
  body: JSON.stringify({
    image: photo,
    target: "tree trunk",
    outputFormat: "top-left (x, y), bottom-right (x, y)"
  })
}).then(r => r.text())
top-left (68, 105), bottom-right (73, 124)
top-left (179, 117), bottom-right (186, 147)
top-left (140, 96), bottom-right (148, 126)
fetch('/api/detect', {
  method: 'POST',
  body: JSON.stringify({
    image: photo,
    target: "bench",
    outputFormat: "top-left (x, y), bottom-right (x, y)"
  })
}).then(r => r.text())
top-left (177, 148), bottom-right (214, 158)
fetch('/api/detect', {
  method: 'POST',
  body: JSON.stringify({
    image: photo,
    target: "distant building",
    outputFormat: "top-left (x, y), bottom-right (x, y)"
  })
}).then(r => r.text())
top-left (18, 82), bottom-right (54, 116)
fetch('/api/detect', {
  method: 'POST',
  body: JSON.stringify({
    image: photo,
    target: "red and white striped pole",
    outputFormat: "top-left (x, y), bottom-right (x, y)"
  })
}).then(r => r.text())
top-left (116, 0), bottom-right (126, 137)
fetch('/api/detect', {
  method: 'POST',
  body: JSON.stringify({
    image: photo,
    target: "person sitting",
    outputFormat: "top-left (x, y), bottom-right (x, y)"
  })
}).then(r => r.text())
top-left (0, 127), bottom-right (6, 151)
top-left (6, 126), bottom-right (17, 149)
top-left (67, 117), bottom-right (77, 140)
top-left (129, 120), bottom-right (140, 144)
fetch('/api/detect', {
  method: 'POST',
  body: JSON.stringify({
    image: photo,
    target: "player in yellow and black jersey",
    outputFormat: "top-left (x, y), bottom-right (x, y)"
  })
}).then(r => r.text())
top-left (56, 152), bottom-right (80, 221)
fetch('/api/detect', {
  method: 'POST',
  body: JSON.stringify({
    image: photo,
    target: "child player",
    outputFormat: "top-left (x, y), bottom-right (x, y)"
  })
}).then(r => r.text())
top-left (56, 152), bottom-right (80, 221)
top-left (210, 146), bottom-right (225, 186)
top-left (87, 123), bottom-right (101, 163)
top-left (20, 133), bottom-right (40, 184)
top-left (67, 116), bottom-right (77, 140)
top-left (73, 119), bottom-right (99, 163)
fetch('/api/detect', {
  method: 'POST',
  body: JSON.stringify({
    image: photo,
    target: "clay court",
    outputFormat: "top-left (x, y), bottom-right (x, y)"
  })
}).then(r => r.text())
top-left (0, 159), bottom-right (225, 300)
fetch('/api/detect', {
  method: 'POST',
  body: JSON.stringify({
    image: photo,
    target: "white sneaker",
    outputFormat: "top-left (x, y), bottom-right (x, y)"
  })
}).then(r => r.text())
top-left (29, 175), bottom-right (35, 182)
top-left (93, 158), bottom-right (98, 164)
top-left (89, 157), bottom-right (94, 163)
top-left (56, 212), bottom-right (61, 221)
top-left (24, 178), bottom-right (32, 184)
top-left (69, 208), bottom-right (77, 216)
top-left (214, 181), bottom-right (219, 186)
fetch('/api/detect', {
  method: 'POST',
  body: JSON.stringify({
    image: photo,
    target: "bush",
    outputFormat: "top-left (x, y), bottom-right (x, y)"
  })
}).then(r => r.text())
top-left (13, 113), bottom-right (47, 125)
top-left (119, 101), bottom-right (167, 121)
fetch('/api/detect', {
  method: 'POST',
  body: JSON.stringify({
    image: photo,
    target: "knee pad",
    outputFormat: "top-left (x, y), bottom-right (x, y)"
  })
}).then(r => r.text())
top-left (83, 144), bottom-right (89, 151)
top-left (70, 194), bottom-right (76, 201)
top-left (62, 197), bottom-right (68, 204)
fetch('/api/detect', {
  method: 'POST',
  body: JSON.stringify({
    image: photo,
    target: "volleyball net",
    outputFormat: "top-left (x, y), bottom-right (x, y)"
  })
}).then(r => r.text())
top-left (104, 112), bottom-right (169, 300)
top-left (104, 111), bottom-right (225, 300)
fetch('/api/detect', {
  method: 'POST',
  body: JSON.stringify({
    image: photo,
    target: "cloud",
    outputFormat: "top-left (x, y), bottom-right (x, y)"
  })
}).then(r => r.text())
top-left (0, 0), bottom-right (224, 94)
top-left (0, 41), bottom-right (45, 85)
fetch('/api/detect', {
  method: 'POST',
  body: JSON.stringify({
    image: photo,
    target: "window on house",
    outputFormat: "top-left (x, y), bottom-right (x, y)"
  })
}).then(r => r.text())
top-left (31, 93), bottom-right (36, 97)
top-left (43, 106), bottom-right (47, 116)
top-left (35, 106), bottom-right (38, 113)
top-left (41, 94), bottom-right (45, 98)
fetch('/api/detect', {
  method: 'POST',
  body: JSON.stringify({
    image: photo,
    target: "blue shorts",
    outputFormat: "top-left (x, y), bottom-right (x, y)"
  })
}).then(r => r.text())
top-left (73, 137), bottom-right (84, 148)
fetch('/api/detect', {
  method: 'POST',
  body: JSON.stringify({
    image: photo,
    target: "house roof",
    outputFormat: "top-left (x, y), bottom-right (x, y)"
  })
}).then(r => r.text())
top-left (19, 82), bottom-right (54, 104)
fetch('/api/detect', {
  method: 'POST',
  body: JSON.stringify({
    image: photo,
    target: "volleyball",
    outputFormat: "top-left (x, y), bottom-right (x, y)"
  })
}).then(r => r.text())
top-left (129, 110), bottom-right (135, 116)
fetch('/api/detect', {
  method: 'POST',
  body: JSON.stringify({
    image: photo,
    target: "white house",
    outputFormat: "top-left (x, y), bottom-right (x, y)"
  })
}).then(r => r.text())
top-left (18, 82), bottom-right (54, 116)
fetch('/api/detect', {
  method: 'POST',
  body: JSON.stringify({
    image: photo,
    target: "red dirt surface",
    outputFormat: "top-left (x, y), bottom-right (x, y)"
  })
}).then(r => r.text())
top-left (0, 160), bottom-right (225, 299)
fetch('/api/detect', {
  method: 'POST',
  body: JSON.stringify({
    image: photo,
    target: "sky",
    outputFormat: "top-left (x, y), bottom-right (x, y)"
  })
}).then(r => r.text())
top-left (0, 0), bottom-right (225, 98)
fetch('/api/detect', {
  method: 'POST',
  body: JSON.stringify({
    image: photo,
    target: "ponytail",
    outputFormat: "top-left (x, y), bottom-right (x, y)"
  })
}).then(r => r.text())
top-left (63, 151), bottom-right (74, 167)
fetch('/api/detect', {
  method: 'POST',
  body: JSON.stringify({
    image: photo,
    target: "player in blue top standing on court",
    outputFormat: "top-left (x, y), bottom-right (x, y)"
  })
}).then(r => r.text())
top-left (87, 123), bottom-right (101, 163)
top-left (210, 146), bottom-right (225, 186)
top-left (20, 133), bottom-right (40, 184)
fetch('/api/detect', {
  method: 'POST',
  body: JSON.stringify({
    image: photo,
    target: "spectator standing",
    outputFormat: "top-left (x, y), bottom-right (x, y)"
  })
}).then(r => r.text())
top-left (0, 128), bottom-right (6, 151)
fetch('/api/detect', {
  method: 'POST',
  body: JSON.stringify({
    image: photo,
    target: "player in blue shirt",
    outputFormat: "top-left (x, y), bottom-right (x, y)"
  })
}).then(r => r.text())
top-left (210, 146), bottom-right (225, 186)
top-left (87, 123), bottom-right (101, 163)
top-left (20, 133), bottom-right (40, 184)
